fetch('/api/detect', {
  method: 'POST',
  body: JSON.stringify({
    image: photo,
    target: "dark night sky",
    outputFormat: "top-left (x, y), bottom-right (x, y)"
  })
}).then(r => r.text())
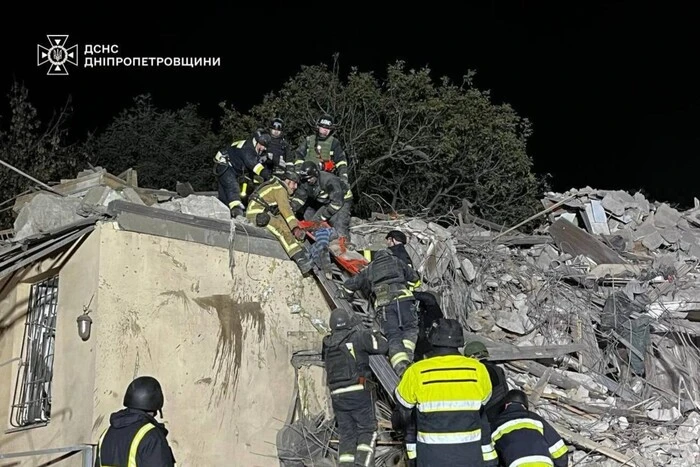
top-left (3, 2), bottom-right (700, 208)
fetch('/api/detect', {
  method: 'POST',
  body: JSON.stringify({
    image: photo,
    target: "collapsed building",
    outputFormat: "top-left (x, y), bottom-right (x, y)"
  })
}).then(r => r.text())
top-left (1, 167), bottom-right (699, 466)
top-left (343, 188), bottom-right (700, 467)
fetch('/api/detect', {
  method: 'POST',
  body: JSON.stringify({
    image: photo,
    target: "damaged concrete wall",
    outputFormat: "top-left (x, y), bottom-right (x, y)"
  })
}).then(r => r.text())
top-left (91, 223), bottom-right (329, 466)
top-left (0, 230), bottom-right (100, 466)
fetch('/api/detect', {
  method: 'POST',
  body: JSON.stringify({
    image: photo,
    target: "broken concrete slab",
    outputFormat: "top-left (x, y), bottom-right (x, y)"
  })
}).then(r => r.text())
top-left (461, 257), bottom-right (476, 281)
top-left (633, 192), bottom-right (651, 214)
top-left (78, 185), bottom-right (125, 217)
top-left (601, 192), bottom-right (626, 216)
top-left (156, 195), bottom-right (230, 222)
top-left (641, 231), bottom-right (666, 251)
top-left (119, 187), bottom-right (146, 206)
top-left (549, 218), bottom-right (627, 265)
top-left (633, 222), bottom-right (659, 241)
top-left (654, 203), bottom-right (682, 229)
top-left (13, 193), bottom-right (83, 241)
top-left (494, 310), bottom-right (533, 335)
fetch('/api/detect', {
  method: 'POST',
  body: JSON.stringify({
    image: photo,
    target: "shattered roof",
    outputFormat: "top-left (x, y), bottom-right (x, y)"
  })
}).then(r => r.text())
top-left (0, 167), bottom-right (288, 281)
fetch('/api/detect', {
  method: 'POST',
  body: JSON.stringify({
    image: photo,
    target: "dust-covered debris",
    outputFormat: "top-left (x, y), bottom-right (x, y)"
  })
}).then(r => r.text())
top-left (348, 187), bottom-right (700, 466)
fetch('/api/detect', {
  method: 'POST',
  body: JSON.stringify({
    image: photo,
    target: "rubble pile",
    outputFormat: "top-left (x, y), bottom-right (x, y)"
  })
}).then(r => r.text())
top-left (350, 188), bottom-right (700, 467)
top-left (6, 165), bottom-right (700, 465)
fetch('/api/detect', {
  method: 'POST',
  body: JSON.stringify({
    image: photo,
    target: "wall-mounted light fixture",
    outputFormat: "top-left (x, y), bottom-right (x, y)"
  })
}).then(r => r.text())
top-left (77, 294), bottom-right (94, 341)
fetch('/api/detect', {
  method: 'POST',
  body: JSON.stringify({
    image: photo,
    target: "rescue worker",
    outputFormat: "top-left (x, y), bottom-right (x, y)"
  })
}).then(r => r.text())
top-left (246, 171), bottom-right (314, 274)
top-left (491, 389), bottom-right (569, 467)
top-left (363, 230), bottom-right (444, 360)
top-left (394, 318), bottom-right (497, 467)
top-left (322, 308), bottom-right (389, 467)
top-left (338, 247), bottom-right (421, 377)
top-left (294, 114), bottom-right (349, 183)
top-left (264, 117), bottom-right (292, 176)
top-left (463, 339), bottom-right (509, 426)
top-left (213, 129), bottom-right (273, 218)
top-left (293, 160), bottom-right (354, 242)
top-left (95, 376), bottom-right (176, 466)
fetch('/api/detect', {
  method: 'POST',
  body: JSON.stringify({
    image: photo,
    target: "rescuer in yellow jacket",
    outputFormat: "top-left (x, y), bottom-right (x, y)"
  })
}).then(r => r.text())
top-left (246, 171), bottom-right (313, 274)
top-left (394, 318), bottom-right (497, 466)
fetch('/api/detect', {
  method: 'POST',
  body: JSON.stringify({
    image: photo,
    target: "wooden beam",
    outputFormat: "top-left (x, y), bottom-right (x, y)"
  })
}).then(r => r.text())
top-left (486, 344), bottom-right (585, 361)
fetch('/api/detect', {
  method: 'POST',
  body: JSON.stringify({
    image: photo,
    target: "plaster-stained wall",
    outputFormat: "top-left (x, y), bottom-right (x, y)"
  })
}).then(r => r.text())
top-left (91, 223), bottom-right (330, 466)
top-left (0, 230), bottom-right (100, 466)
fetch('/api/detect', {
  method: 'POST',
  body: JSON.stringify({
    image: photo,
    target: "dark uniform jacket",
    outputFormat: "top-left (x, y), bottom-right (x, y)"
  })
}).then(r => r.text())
top-left (322, 328), bottom-right (389, 393)
top-left (483, 362), bottom-right (508, 426)
top-left (367, 244), bottom-right (443, 359)
top-left (491, 404), bottom-right (569, 467)
top-left (362, 244), bottom-right (414, 268)
top-left (388, 244), bottom-right (413, 268)
top-left (96, 408), bottom-right (175, 467)
top-left (214, 138), bottom-right (271, 181)
top-left (342, 249), bottom-right (420, 308)
top-left (290, 171), bottom-right (352, 221)
top-left (264, 136), bottom-right (291, 176)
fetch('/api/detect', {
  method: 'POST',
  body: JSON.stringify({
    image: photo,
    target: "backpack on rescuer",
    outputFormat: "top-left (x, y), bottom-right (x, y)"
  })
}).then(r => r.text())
top-left (325, 332), bottom-right (360, 388)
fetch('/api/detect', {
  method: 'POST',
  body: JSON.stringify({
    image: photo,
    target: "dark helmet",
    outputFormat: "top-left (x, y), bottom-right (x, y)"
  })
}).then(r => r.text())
top-left (280, 171), bottom-right (299, 183)
top-left (505, 389), bottom-right (529, 409)
top-left (298, 160), bottom-right (320, 183)
top-left (253, 129), bottom-right (271, 148)
top-left (317, 114), bottom-right (334, 129)
top-left (386, 230), bottom-right (407, 245)
top-left (124, 376), bottom-right (164, 414)
top-left (428, 318), bottom-right (465, 348)
top-left (278, 170), bottom-right (299, 183)
top-left (463, 340), bottom-right (489, 359)
top-left (329, 308), bottom-right (353, 330)
top-left (270, 117), bottom-right (284, 131)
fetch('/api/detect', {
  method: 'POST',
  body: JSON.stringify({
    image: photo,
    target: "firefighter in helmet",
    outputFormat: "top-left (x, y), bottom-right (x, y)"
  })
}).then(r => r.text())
top-left (95, 376), bottom-right (176, 466)
top-left (292, 160), bottom-right (354, 242)
top-left (264, 117), bottom-right (292, 177)
top-left (294, 114), bottom-right (349, 184)
top-left (322, 308), bottom-right (388, 466)
top-left (213, 129), bottom-right (273, 218)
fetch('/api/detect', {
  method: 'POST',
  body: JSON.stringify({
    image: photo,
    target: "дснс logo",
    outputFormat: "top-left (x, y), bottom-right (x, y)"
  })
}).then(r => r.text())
top-left (37, 35), bottom-right (78, 76)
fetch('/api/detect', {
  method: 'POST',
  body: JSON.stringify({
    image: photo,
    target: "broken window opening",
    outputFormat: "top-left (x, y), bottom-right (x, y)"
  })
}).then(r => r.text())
top-left (10, 275), bottom-right (59, 428)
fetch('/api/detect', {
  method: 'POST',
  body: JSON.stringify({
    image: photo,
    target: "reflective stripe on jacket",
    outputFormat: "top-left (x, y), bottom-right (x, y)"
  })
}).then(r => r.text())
top-left (491, 404), bottom-right (569, 467)
top-left (395, 352), bottom-right (492, 465)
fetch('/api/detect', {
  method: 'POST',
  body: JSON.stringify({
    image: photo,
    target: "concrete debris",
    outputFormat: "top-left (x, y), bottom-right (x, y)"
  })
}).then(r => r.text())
top-left (8, 166), bottom-right (700, 465)
top-left (156, 194), bottom-right (230, 222)
top-left (9, 169), bottom-right (234, 243)
top-left (13, 193), bottom-right (83, 241)
top-left (349, 186), bottom-right (700, 466)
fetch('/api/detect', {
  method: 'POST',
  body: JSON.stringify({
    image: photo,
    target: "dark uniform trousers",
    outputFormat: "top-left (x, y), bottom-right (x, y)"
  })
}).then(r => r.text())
top-left (380, 299), bottom-right (419, 370)
top-left (303, 199), bottom-right (353, 239)
top-left (215, 163), bottom-right (243, 210)
top-left (333, 389), bottom-right (378, 466)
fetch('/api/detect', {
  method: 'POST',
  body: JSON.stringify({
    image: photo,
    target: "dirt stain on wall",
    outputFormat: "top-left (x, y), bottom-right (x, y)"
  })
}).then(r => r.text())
top-left (193, 295), bottom-right (265, 405)
top-left (159, 290), bottom-right (191, 313)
